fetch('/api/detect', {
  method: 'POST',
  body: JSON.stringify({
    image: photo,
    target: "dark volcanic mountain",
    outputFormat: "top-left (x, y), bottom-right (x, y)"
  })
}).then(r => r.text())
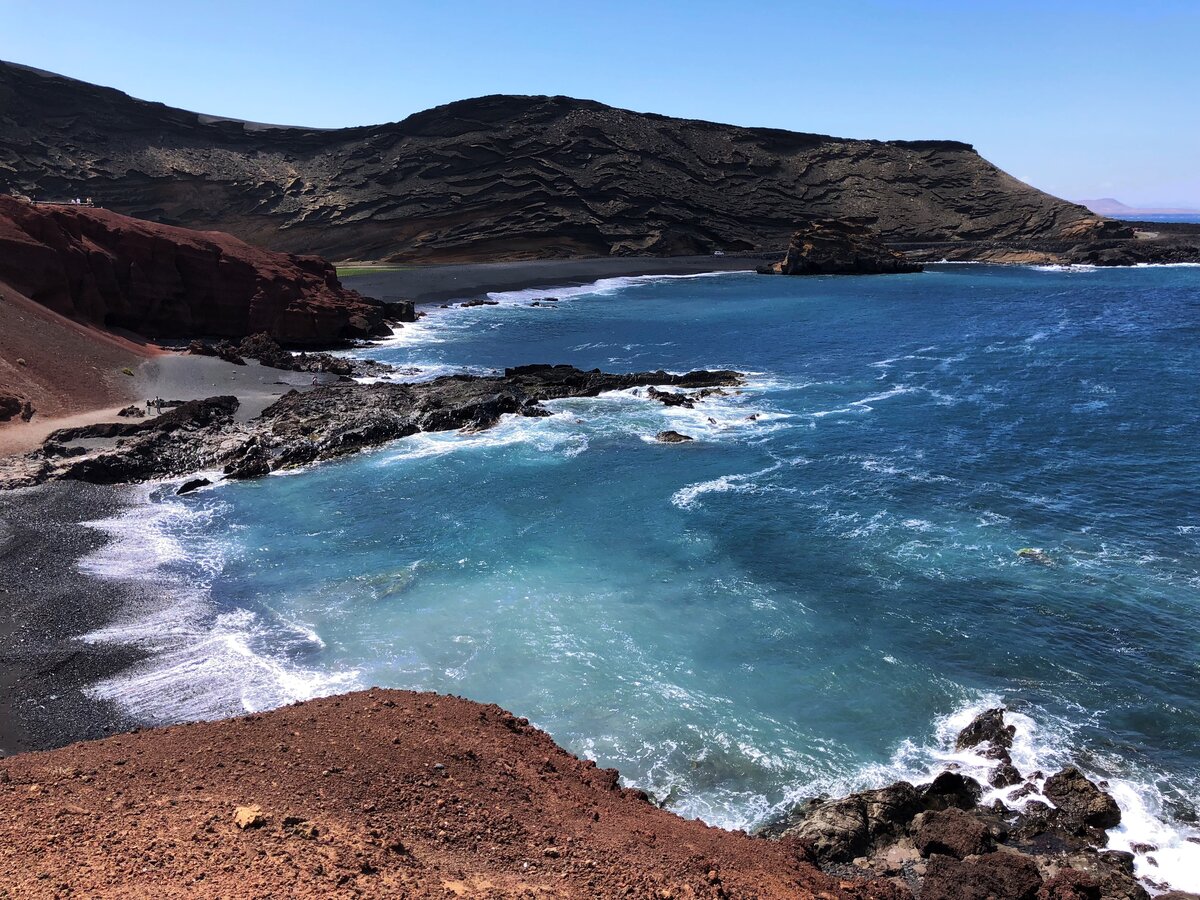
top-left (0, 60), bottom-right (1104, 262)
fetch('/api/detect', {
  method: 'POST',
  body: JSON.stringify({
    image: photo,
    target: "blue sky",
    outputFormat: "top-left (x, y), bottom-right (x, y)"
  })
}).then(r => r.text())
top-left (3, 0), bottom-right (1197, 206)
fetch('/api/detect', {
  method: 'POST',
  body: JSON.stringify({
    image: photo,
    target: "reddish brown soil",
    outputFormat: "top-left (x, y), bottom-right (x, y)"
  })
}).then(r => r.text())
top-left (0, 282), bottom-right (159, 454)
top-left (0, 196), bottom-right (385, 346)
top-left (0, 690), bottom-right (907, 899)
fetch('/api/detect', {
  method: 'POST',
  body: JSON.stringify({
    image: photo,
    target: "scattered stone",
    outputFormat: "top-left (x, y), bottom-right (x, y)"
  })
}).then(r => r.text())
top-left (921, 851), bottom-right (1042, 900)
top-left (233, 805), bottom-right (267, 829)
top-left (0, 395), bottom-right (34, 422)
top-left (656, 431), bottom-right (694, 443)
top-left (1037, 869), bottom-right (1102, 900)
top-left (914, 808), bottom-right (995, 859)
top-left (117, 404), bottom-right (146, 418)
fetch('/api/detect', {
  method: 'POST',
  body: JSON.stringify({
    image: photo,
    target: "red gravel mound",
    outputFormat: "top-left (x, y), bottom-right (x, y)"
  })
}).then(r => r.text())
top-left (0, 196), bottom-right (387, 346)
top-left (0, 690), bottom-right (906, 899)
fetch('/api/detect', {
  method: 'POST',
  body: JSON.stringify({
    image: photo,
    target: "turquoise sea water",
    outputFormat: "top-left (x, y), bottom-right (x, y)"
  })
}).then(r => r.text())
top-left (82, 264), bottom-right (1200, 890)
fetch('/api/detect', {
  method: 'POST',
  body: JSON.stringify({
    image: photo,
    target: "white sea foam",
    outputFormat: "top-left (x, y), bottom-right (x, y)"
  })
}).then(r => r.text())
top-left (671, 463), bottom-right (783, 510)
top-left (78, 482), bottom-right (362, 723)
top-left (758, 696), bottom-right (1200, 894)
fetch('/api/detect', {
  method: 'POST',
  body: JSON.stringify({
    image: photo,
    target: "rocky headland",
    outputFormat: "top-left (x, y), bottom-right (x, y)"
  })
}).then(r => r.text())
top-left (0, 365), bottom-right (743, 489)
top-left (756, 220), bottom-right (924, 275)
top-left (0, 195), bottom-right (389, 346)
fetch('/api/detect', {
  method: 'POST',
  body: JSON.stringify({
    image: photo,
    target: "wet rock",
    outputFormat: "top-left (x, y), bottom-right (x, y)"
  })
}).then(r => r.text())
top-left (382, 298), bottom-right (416, 322)
top-left (176, 477), bottom-right (212, 495)
top-left (991, 763), bottom-right (1025, 789)
top-left (757, 219), bottom-right (923, 276)
top-left (1043, 767), bottom-right (1121, 834)
top-left (921, 851), bottom-right (1042, 900)
top-left (646, 387), bottom-right (693, 408)
top-left (460, 298), bottom-right (499, 308)
top-left (1054, 849), bottom-right (1148, 900)
top-left (914, 808), bottom-right (995, 859)
top-left (922, 772), bottom-right (983, 811)
top-left (1018, 547), bottom-right (1054, 566)
top-left (957, 707), bottom-right (1017, 754)
top-left (3, 368), bottom-right (741, 488)
top-left (655, 431), bottom-right (694, 443)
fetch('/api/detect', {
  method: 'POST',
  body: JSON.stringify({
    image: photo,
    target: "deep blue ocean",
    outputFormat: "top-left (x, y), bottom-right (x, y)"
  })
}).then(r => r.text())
top-left (81, 263), bottom-right (1200, 889)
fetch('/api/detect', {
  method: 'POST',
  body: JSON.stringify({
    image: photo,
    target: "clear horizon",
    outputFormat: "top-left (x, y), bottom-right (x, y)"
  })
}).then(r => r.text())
top-left (2, 0), bottom-right (1198, 207)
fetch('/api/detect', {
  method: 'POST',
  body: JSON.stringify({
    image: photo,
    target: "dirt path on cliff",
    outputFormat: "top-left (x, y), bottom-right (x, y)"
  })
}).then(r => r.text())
top-left (0, 689), bottom-right (905, 899)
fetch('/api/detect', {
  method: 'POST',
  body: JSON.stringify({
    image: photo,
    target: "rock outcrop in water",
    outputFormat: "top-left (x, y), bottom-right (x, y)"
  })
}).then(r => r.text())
top-left (756, 220), bottom-right (924, 275)
top-left (1, 60), bottom-right (1105, 262)
top-left (0, 365), bottom-right (742, 489)
top-left (0, 195), bottom-right (388, 345)
top-left (757, 709), bottom-right (1169, 900)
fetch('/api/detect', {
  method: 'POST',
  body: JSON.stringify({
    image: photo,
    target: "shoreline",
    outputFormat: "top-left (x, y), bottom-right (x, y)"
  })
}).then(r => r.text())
top-left (339, 254), bottom-right (770, 303)
top-left (0, 483), bottom-right (147, 755)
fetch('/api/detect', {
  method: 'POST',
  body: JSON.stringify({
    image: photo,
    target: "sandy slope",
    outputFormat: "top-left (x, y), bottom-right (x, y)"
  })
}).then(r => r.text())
top-left (0, 284), bottom-right (156, 454)
top-left (0, 689), bottom-right (904, 899)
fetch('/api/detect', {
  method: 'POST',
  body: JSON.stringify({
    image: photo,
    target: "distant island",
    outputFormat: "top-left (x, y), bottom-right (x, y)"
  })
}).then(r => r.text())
top-left (1080, 197), bottom-right (1200, 216)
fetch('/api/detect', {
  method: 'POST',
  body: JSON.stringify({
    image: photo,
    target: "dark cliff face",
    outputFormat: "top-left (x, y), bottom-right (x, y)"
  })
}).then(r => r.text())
top-left (0, 196), bottom-right (387, 345)
top-left (0, 61), bottom-right (1096, 262)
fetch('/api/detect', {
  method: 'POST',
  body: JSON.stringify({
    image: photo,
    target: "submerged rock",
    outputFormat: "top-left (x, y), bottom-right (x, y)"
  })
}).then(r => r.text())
top-left (656, 430), bottom-right (694, 443)
top-left (757, 220), bottom-right (923, 276)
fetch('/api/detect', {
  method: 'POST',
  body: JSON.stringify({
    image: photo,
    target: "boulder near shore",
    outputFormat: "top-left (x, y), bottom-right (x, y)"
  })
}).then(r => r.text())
top-left (757, 220), bottom-right (924, 276)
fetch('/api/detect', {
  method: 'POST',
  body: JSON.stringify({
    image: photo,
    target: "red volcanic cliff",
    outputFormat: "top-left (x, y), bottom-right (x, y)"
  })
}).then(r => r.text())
top-left (0, 196), bottom-right (387, 346)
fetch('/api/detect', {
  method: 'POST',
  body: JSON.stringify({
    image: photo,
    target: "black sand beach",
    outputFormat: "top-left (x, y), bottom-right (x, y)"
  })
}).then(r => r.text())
top-left (341, 255), bottom-right (769, 303)
top-left (0, 483), bottom-right (145, 755)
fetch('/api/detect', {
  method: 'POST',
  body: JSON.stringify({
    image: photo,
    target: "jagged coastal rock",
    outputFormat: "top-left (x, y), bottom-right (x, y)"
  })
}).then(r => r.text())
top-left (757, 220), bottom-right (924, 275)
top-left (0, 196), bottom-right (388, 345)
top-left (758, 708), bottom-right (1166, 900)
top-left (0, 365), bottom-right (743, 488)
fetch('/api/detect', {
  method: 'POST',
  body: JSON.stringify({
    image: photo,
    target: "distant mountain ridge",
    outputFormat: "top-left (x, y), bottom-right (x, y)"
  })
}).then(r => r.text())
top-left (0, 59), bottom-right (1100, 262)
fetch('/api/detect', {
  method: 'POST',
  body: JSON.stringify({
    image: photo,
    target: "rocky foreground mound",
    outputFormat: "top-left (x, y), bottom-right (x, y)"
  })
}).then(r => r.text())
top-left (0, 689), bottom-right (901, 899)
top-left (1, 60), bottom-right (1099, 262)
top-left (0, 365), bottom-right (743, 488)
top-left (757, 220), bottom-right (924, 275)
top-left (0, 195), bottom-right (388, 345)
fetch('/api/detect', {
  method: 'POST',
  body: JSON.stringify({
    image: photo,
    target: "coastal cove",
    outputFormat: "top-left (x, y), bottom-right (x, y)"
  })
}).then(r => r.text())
top-left (12, 262), bottom-right (1199, 893)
